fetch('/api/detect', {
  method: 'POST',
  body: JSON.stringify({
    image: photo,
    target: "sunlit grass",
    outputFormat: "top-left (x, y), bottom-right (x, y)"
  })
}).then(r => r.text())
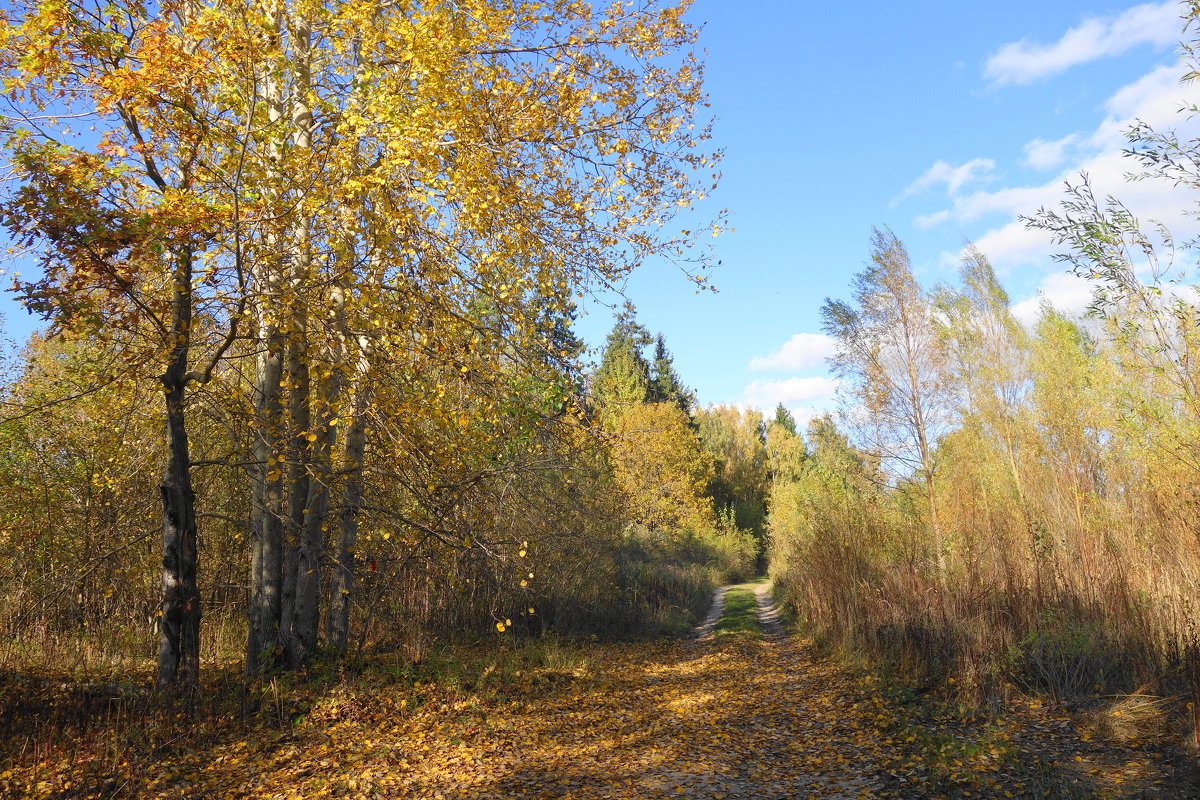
top-left (713, 584), bottom-right (760, 637)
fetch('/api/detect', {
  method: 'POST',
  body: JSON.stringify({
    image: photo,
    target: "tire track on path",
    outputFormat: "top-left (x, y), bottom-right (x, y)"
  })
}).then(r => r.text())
top-left (682, 582), bottom-right (886, 798)
top-left (751, 581), bottom-right (784, 640)
top-left (691, 585), bottom-right (728, 641)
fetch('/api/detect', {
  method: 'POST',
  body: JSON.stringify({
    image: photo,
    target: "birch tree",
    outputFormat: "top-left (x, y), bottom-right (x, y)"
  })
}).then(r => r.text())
top-left (0, 0), bottom-right (260, 694)
top-left (2, 0), bottom-right (723, 681)
top-left (821, 229), bottom-right (951, 566)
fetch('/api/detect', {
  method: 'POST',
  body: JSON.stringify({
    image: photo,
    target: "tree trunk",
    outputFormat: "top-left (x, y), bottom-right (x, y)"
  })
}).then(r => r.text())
top-left (246, 319), bottom-right (284, 676)
top-left (327, 334), bottom-right (371, 650)
top-left (246, 0), bottom-right (288, 677)
top-left (281, 9), bottom-right (316, 667)
top-left (157, 247), bottom-right (200, 697)
top-left (280, 321), bottom-right (313, 667)
top-left (293, 345), bottom-right (337, 664)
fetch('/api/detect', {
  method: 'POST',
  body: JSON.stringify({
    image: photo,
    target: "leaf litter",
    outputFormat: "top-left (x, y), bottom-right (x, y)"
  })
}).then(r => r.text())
top-left (2, 627), bottom-right (1197, 798)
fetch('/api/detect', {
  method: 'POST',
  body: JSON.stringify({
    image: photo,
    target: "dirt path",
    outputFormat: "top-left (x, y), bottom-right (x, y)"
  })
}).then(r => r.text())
top-left (691, 585), bottom-right (728, 640)
top-left (9, 585), bottom-right (1197, 798)
top-left (751, 581), bottom-right (784, 640)
top-left (681, 582), bottom-right (886, 798)
top-left (117, 590), bottom-right (902, 799)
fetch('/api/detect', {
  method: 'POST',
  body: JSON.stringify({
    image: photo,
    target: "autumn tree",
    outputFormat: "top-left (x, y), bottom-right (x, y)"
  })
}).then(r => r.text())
top-left (696, 404), bottom-right (768, 541)
top-left (0, 0), bottom-right (265, 693)
top-left (1029, 176), bottom-right (1200, 476)
top-left (767, 413), bottom-right (887, 621)
top-left (765, 404), bottom-right (804, 488)
top-left (608, 401), bottom-right (715, 532)
top-left (821, 229), bottom-right (951, 567)
top-left (3, 0), bottom-right (723, 686)
top-left (0, 335), bottom-right (162, 637)
top-left (258, 0), bottom-right (724, 668)
top-left (589, 309), bottom-right (716, 533)
top-left (934, 248), bottom-right (1033, 524)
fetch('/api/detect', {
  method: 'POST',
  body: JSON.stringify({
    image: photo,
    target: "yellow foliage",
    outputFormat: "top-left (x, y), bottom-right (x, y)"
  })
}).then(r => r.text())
top-left (607, 402), bottom-right (714, 532)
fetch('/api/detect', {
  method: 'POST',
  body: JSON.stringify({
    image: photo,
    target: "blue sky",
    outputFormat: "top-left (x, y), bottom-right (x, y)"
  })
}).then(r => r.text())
top-left (573, 0), bottom-right (1200, 424)
top-left (2, 1), bottom-right (1197, 423)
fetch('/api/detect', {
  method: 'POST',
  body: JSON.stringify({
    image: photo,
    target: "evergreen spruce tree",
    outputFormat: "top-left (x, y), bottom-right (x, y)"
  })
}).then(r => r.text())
top-left (648, 333), bottom-right (693, 412)
top-left (771, 403), bottom-right (797, 436)
top-left (591, 302), bottom-right (653, 419)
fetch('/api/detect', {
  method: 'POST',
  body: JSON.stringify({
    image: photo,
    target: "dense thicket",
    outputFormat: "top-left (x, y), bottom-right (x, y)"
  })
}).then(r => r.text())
top-left (0, 304), bottom-right (755, 682)
top-left (770, 99), bottom-right (1200, 745)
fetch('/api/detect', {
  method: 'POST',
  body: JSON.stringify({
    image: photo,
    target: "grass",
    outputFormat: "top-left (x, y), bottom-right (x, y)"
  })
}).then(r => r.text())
top-left (713, 584), bottom-right (761, 637)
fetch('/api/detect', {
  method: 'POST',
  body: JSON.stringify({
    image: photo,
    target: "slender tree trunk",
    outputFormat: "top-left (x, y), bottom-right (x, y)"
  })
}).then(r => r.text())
top-left (293, 342), bottom-right (337, 663)
top-left (327, 334), bottom-right (371, 650)
top-left (912, 396), bottom-right (944, 572)
top-left (157, 247), bottom-right (200, 696)
top-left (281, 10), bottom-right (317, 668)
top-left (280, 320), bottom-right (312, 666)
top-left (246, 0), bottom-right (288, 677)
top-left (247, 319), bottom-right (284, 676)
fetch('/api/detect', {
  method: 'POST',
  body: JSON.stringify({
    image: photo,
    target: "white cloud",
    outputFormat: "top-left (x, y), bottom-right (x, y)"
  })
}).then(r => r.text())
top-left (790, 406), bottom-right (825, 429)
top-left (1010, 272), bottom-right (1098, 325)
top-left (920, 63), bottom-right (1200, 267)
top-left (744, 377), bottom-right (840, 408)
top-left (712, 401), bottom-right (826, 431)
top-left (921, 184), bottom-right (1065, 228)
top-left (896, 158), bottom-right (996, 202)
top-left (748, 333), bottom-right (837, 371)
top-left (1023, 133), bottom-right (1079, 170)
top-left (1009, 264), bottom-right (1200, 326)
top-left (915, 209), bottom-right (952, 228)
top-left (973, 221), bottom-right (1058, 268)
top-left (984, 1), bottom-right (1181, 86)
top-left (1096, 63), bottom-right (1188, 136)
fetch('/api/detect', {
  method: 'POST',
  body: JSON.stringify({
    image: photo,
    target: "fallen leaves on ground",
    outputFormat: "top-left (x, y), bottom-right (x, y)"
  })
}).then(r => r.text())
top-left (1, 635), bottom-right (1196, 799)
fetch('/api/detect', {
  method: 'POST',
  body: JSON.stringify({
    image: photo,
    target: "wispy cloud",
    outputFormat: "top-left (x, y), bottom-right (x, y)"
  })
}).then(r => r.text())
top-left (917, 64), bottom-right (1199, 265)
top-left (1008, 264), bottom-right (1200, 326)
top-left (748, 333), bottom-right (837, 371)
top-left (790, 407), bottom-right (825, 429)
top-left (895, 158), bottom-right (996, 203)
top-left (984, 1), bottom-right (1181, 86)
top-left (744, 377), bottom-right (839, 408)
top-left (1009, 272), bottom-right (1097, 325)
top-left (1023, 133), bottom-right (1080, 170)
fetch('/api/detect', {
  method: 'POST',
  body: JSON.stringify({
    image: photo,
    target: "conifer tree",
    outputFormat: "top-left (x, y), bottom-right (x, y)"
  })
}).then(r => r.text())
top-left (648, 333), bottom-right (692, 413)
top-left (591, 302), bottom-right (653, 419)
top-left (772, 404), bottom-right (798, 436)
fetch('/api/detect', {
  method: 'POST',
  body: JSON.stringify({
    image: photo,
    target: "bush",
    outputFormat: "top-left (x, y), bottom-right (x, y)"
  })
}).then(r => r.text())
top-left (1010, 612), bottom-right (1119, 702)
